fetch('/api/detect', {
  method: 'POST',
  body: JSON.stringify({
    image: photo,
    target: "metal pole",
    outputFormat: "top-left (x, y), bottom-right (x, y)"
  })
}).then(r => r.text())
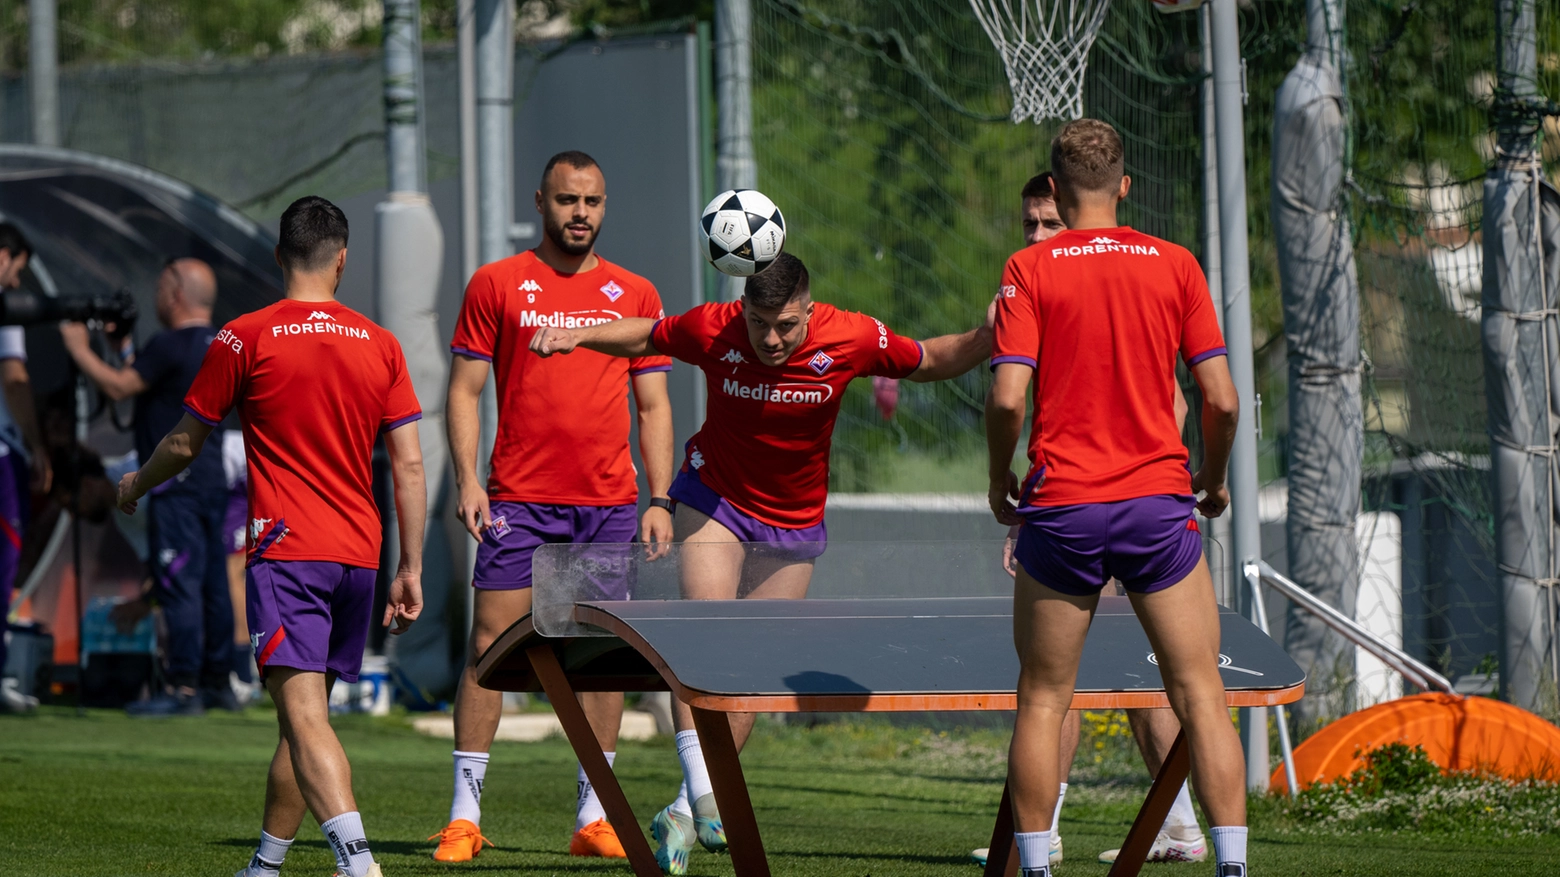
top-left (714, 0), bottom-right (755, 301)
top-left (28, 0), bottom-right (58, 146)
top-left (476, 0), bottom-right (515, 267)
top-left (383, 0), bottom-right (425, 195)
top-left (1199, 4), bottom-right (1232, 609)
top-left (458, 0), bottom-right (480, 282)
top-left (1209, 0), bottom-right (1268, 792)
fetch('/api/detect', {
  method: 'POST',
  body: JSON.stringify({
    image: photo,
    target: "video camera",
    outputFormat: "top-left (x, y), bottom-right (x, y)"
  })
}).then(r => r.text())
top-left (0, 288), bottom-right (138, 336)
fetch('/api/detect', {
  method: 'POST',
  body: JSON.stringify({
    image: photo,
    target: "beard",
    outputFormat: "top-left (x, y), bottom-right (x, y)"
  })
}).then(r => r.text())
top-left (544, 213), bottom-right (600, 256)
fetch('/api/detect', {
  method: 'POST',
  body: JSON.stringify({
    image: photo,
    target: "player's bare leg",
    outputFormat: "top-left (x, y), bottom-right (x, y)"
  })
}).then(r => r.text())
top-left (1126, 556), bottom-right (1245, 828)
top-left (453, 588), bottom-right (533, 752)
top-left (1095, 707), bottom-right (1208, 865)
top-left (1009, 566), bottom-right (1098, 835)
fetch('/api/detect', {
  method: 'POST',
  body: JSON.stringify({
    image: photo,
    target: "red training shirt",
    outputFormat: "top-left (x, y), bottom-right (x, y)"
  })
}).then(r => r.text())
top-left (652, 301), bottom-right (924, 528)
top-left (992, 226), bottom-right (1226, 507)
top-left (184, 299), bottom-right (422, 568)
top-left (450, 251), bottom-right (672, 505)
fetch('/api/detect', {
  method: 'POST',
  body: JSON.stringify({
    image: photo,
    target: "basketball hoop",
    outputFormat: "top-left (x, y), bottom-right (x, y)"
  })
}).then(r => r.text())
top-left (968, 0), bottom-right (1114, 123)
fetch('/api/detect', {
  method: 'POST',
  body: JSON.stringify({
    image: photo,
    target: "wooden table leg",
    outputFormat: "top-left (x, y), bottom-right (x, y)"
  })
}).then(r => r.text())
top-left (1106, 729), bottom-right (1191, 877)
top-left (689, 706), bottom-right (771, 877)
top-left (527, 644), bottom-right (661, 877)
top-left (982, 782), bottom-right (1020, 877)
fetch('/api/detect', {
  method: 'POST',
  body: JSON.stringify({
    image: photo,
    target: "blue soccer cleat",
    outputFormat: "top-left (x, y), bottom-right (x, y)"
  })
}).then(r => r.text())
top-left (650, 806), bottom-right (696, 875)
top-left (691, 794), bottom-right (727, 853)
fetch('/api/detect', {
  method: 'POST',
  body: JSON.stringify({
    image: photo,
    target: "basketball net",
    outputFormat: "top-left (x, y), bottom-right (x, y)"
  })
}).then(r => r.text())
top-left (968, 0), bottom-right (1113, 123)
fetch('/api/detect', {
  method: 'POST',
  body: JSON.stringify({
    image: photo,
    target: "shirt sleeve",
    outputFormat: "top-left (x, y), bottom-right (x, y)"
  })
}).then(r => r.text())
top-left (649, 306), bottom-right (705, 363)
top-left (629, 280), bottom-right (674, 376)
top-left (183, 324), bottom-right (247, 426)
top-left (991, 255), bottom-right (1040, 370)
top-left (0, 327), bottom-right (26, 362)
top-left (131, 332), bottom-right (173, 387)
top-left (449, 267), bottom-right (502, 362)
top-left (854, 311), bottom-right (924, 379)
top-left (381, 342), bottom-right (424, 433)
top-left (1179, 254), bottom-right (1227, 366)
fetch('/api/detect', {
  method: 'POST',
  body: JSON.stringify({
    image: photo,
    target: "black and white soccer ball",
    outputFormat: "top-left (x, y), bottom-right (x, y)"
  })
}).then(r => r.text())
top-left (700, 189), bottom-right (786, 276)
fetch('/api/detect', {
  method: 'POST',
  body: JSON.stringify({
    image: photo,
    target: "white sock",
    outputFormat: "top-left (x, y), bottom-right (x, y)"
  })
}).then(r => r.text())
top-left (320, 811), bottom-right (374, 877)
top-left (1015, 830), bottom-right (1052, 875)
top-left (576, 751), bottom-right (617, 830)
top-left (243, 831), bottom-right (292, 876)
top-left (671, 779), bottom-right (692, 817)
top-left (1164, 782), bottom-right (1201, 840)
top-left (449, 750), bottom-right (489, 824)
top-left (675, 730), bottom-right (714, 803)
top-left (1049, 782), bottom-right (1067, 835)
top-left (1210, 825), bottom-right (1248, 876)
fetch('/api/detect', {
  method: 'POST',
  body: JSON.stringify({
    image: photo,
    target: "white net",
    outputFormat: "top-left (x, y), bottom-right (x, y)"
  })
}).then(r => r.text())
top-left (967, 0), bottom-right (1114, 122)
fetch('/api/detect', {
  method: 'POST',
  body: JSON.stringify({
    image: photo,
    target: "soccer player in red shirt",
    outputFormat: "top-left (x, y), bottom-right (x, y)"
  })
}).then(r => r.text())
top-left (530, 251), bottom-right (992, 874)
top-left (434, 151), bottom-right (674, 863)
top-left (116, 196), bottom-right (427, 877)
top-left (986, 120), bottom-right (1245, 877)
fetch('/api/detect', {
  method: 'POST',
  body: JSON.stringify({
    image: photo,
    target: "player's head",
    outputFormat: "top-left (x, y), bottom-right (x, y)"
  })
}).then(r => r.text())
top-left (1050, 119), bottom-right (1130, 208)
top-left (536, 151), bottom-right (605, 257)
top-left (0, 222), bottom-right (32, 290)
top-left (1020, 171), bottom-right (1066, 245)
top-left (276, 196), bottom-right (349, 285)
top-left (155, 257), bottom-right (217, 325)
top-left (741, 253), bottom-right (814, 367)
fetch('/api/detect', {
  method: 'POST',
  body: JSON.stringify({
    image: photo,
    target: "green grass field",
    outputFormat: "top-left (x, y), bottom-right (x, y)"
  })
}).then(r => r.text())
top-left (1, 707), bottom-right (1554, 876)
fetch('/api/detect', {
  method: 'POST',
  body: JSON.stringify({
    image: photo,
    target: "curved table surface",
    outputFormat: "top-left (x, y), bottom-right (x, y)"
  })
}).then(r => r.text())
top-left (478, 595), bottom-right (1305, 712)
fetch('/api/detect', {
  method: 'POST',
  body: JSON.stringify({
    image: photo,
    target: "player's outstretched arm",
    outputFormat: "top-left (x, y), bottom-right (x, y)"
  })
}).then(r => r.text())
top-left (1189, 354), bottom-right (1238, 518)
top-left (447, 354), bottom-right (492, 539)
top-left (383, 420), bottom-right (426, 634)
top-left (985, 362), bottom-right (1031, 526)
top-left (529, 317), bottom-right (659, 359)
top-left (907, 323), bottom-right (995, 383)
top-left (116, 412), bottom-right (214, 514)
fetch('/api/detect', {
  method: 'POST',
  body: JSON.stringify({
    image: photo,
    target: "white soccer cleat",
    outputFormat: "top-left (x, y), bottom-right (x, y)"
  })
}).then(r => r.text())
top-left (0, 677), bottom-right (38, 713)
top-left (1097, 830), bottom-right (1208, 864)
top-left (969, 834), bottom-right (1062, 867)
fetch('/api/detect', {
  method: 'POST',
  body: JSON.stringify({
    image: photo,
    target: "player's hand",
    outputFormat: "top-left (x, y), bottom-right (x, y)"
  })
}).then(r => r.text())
top-left (1192, 467), bottom-right (1229, 518)
top-left (456, 480), bottom-right (492, 540)
top-left (988, 470), bottom-right (1022, 526)
top-left (116, 470), bottom-right (143, 515)
top-left (58, 321), bottom-right (90, 354)
top-left (1002, 524), bottom-right (1020, 577)
top-left (641, 503), bottom-right (673, 561)
top-left (529, 327), bottom-right (578, 357)
top-left (987, 293), bottom-right (1000, 331)
top-left (384, 567), bottom-right (422, 634)
top-left (110, 593), bottom-right (152, 634)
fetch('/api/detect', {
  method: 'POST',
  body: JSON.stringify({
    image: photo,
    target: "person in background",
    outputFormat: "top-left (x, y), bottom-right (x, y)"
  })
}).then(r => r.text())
top-left (61, 257), bottom-right (237, 715)
top-left (0, 223), bottom-right (52, 715)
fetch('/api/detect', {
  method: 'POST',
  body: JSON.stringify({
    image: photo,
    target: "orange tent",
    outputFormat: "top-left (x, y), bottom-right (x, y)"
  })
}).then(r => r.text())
top-left (1271, 692), bottom-right (1560, 792)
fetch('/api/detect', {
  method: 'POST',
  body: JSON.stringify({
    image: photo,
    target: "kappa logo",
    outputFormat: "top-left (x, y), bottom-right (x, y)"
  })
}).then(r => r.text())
top-left (519, 279), bottom-right (543, 293)
top-left (158, 548), bottom-right (179, 568)
top-left (721, 349), bottom-right (747, 365)
top-left (599, 280), bottom-right (625, 302)
top-left (249, 631), bottom-right (262, 652)
top-left (808, 350), bottom-right (835, 375)
top-left (490, 516), bottom-right (511, 538)
top-left (1089, 236), bottom-right (1120, 246)
top-left (308, 310), bottom-right (335, 321)
top-left (689, 449), bottom-right (705, 469)
top-left (250, 517), bottom-right (273, 541)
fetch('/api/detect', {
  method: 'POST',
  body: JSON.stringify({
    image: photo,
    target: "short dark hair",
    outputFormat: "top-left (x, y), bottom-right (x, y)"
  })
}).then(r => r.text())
top-left (744, 253), bottom-right (809, 309)
top-left (277, 196), bottom-right (349, 272)
top-left (0, 222), bottom-right (33, 259)
top-left (541, 150), bottom-right (601, 188)
top-left (1051, 119), bottom-right (1124, 194)
top-left (1021, 172), bottom-right (1054, 201)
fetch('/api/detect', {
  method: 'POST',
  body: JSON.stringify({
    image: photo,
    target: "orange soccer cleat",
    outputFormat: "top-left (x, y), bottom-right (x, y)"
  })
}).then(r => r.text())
top-left (429, 818), bottom-right (493, 863)
top-left (569, 819), bottom-right (628, 858)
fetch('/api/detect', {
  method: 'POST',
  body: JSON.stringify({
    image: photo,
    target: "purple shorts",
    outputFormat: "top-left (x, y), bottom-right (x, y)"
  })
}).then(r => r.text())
top-left (247, 560), bottom-right (375, 682)
top-left (669, 468), bottom-right (827, 560)
top-left (1014, 494), bottom-right (1203, 596)
top-left (473, 501), bottom-right (638, 591)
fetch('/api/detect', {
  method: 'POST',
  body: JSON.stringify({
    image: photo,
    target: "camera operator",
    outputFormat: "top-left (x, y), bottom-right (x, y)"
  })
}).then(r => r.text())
top-left (61, 257), bottom-right (236, 716)
top-left (0, 223), bottom-right (51, 715)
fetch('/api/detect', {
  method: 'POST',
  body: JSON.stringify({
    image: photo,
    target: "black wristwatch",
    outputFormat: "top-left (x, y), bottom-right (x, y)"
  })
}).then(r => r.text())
top-left (649, 497), bottom-right (675, 512)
